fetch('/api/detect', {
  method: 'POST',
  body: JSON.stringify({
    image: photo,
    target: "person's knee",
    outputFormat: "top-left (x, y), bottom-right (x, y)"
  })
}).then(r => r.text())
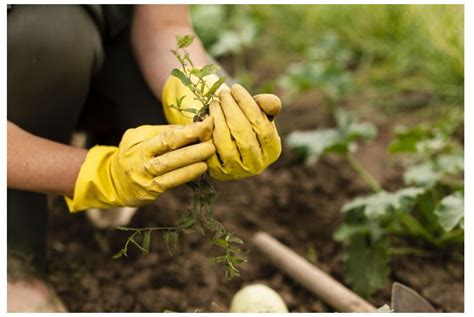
top-left (8, 5), bottom-right (104, 140)
top-left (8, 5), bottom-right (104, 83)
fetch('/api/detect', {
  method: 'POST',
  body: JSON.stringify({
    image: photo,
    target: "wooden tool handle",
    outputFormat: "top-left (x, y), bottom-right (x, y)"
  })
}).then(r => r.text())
top-left (252, 232), bottom-right (376, 312)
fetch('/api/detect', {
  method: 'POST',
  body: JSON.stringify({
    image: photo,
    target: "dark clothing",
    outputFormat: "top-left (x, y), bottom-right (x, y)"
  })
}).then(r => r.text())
top-left (7, 5), bottom-right (166, 270)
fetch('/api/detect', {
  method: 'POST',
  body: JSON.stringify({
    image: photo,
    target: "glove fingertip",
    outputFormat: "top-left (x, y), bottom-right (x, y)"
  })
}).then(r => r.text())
top-left (198, 116), bottom-right (214, 141)
top-left (254, 94), bottom-right (282, 117)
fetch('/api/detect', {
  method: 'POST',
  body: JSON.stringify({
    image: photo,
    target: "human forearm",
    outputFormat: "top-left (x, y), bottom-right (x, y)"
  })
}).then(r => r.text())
top-left (131, 5), bottom-right (209, 99)
top-left (7, 121), bottom-right (87, 197)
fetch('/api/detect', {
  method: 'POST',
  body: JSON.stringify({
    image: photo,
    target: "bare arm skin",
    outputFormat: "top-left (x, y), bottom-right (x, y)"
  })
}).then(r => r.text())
top-left (8, 5), bottom-right (202, 197)
top-left (131, 5), bottom-right (209, 99)
top-left (7, 121), bottom-right (87, 197)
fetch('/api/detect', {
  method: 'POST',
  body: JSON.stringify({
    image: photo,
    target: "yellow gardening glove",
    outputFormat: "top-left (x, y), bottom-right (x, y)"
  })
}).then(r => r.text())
top-left (207, 85), bottom-right (282, 180)
top-left (162, 74), bottom-right (282, 180)
top-left (65, 117), bottom-right (215, 212)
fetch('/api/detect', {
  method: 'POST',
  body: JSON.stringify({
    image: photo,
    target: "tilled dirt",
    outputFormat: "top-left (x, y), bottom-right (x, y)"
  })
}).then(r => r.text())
top-left (46, 103), bottom-right (464, 312)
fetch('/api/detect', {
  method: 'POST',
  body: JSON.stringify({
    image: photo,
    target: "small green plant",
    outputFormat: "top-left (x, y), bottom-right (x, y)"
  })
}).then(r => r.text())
top-left (286, 110), bottom-right (379, 191)
top-left (113, 35), bottom-right (245, 280)
top-left (168, 34), bottom-right (227, 121)
top-left (278, 33), bottom-right (355, 112)
top-left (286, 111), bottom-right (464, 297)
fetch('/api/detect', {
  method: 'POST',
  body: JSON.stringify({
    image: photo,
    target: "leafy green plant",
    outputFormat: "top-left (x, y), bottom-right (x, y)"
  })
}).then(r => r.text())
top-left (278, 33), bottom-right (355, 111)
top-left (286, 111), bottom-right (464, 297)
top-left (286, 110), bottom-right (379, 191)
top-left (168, 35), bottom-right (227, 121)
top-left (113, 35), bottom-right (245, 280)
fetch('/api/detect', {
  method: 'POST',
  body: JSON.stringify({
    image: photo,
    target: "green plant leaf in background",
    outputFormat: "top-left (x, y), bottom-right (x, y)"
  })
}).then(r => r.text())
top-left (436, 153), bottom-right (464, 174)
top-left (389, 123), bottom-right (461, 158)
top-left (403, 163), bottom-right (440, 187)
top-left (277, 32), bottom-right (355, 101)
top-left (434, 191), bottom-right (464, 232)
top-left (286, 110), bottom-right (376, 165)
top-left (403, 153), bottom-right (464, 187)
top-left (342, 187), bottom-right (425, 219)
top-left (286, 129), bottom-right (342, 165)
top-left (344, 234), bottom-right (390, 298)
top-left (191, 5), bottom-right (259, 58)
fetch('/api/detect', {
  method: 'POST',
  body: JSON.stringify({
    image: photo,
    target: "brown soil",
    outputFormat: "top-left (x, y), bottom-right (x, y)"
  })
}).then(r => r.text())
top-left (46, 100), bottom-right (464, 312)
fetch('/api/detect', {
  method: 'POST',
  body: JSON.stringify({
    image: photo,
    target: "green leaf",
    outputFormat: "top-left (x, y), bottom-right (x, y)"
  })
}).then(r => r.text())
top-left (342, 187), bottom-right (425, 219)
top-left (176, 95), bottom-right (186, 107)
top-left (286, 111), bottom-right (376, 166)
top-left (228, 236), bottom-right (244, 245)
top-left (437, 228), bottom-right (464, 244)
top-left (176, 215), bottom-right (195, 229)
top-left (180, 108), bottom-right (198, 114)
top-left (163, 231), bottom-right (180, 255)
top-left (189, 67), bottom-right (202, 77)
top-left (404, 153), bottom-right (464, 187)
top-left (389, 123), bottom-right (459, 158)
top-left (434, 191), bottom-right (464, 231)
top-left (200, 64), bottom-right (220, 77)
top-left (142, 230), bottom-right (151, 256)
top-left (404, 163), bottom-right (440, 187)
top-left (389, 125), bottom-right (432, 154)
top-left (212, 238), bottom-right (228, 248)
top-left (112, 249), bottom-right (125, 259)
top-left (436, 153), bottom-right (464, 174)
top-left (209, 21), bottom-right (258, 57)
top-left (334, 222), bottom-right (385, 243)
top-left (345, 234), bottom-right (390, 298)
top-left (396, 213), bottom-right (438, 245)
top-left (171, 68), bottom-right (192, 87)
top-left (286, 129), bottom-right (342, 165)
top-left (205, 77), bottom-right (226, 98)
top-left (176, 34), bottom-right (195, 48)
top-left (347, 122), bottom-right (377, 141)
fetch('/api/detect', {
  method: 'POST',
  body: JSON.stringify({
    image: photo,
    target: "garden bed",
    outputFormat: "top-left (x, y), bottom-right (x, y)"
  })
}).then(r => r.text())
top-left (46, 101), bottom-right (464, 312)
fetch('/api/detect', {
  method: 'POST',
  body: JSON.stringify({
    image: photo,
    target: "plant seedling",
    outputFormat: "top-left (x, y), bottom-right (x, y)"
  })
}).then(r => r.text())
top-left (113, 35), bottom-right (246, 280)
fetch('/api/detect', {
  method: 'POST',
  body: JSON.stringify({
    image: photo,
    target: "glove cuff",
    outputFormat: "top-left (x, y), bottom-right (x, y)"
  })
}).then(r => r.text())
top-left (64, 145), bottom-right (123, 212)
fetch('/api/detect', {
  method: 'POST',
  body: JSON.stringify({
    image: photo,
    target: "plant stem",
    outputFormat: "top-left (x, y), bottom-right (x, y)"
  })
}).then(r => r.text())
top-left (345, 153), bottom-right (383, 193)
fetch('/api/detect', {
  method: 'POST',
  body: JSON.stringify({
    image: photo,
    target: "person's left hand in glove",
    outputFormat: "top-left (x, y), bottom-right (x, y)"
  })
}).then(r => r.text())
top-left (132, 5), bottom-right (282, 181)
top-left (162, 74), bottom-right (282, 180)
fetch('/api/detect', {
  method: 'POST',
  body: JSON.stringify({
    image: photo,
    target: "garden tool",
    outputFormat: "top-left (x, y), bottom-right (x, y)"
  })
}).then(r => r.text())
top-left (391, 282), bottom-right (436, 312)
top-left (252, 231), bottom-right (436, 312)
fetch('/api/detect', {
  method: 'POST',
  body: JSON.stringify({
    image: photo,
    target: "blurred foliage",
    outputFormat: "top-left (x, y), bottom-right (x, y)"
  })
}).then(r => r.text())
top-left (334, 117), bottom-right (464, 297)
top-left (287, 110), bottom-right (463, 297)
top-left (286, 110), bottom-right (376, 165)
top-left (192, 4), bottom-right (464, 298)
top-left (191, 4), bottom-right (464, 110)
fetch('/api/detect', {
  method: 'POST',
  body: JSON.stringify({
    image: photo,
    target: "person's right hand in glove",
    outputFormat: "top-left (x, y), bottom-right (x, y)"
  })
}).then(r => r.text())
top-left (65, 117), bottom-right (215, 212)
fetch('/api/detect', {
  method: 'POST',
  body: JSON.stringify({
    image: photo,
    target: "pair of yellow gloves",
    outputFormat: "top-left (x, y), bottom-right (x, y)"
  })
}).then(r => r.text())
top-left (65, 75), bottom-right (282, 212)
